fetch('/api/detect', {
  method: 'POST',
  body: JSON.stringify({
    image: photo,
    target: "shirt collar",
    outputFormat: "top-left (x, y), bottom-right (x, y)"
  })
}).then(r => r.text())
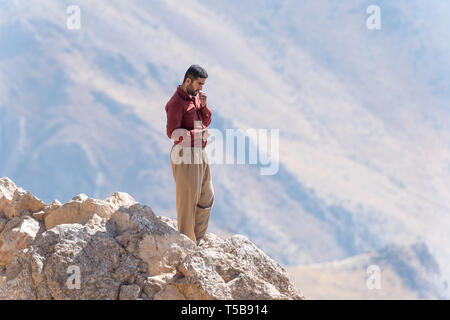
top-left (176, 85), bottom-right (195, 101)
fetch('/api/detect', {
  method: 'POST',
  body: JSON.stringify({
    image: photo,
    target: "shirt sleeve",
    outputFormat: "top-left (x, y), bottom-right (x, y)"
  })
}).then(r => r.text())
top-left (166, 99), bottom-right (184, 141)
top-left (200, 104), bottom-right (212, 127)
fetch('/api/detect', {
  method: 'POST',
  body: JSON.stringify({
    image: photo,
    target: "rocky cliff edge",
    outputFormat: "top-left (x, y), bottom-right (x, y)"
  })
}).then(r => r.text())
top-left (0, 177), bottom-right (304, 300)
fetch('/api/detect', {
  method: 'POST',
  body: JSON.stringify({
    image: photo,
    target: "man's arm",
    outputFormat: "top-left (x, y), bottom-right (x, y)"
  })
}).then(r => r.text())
top-left (166, 100), bottom-right (186, 143)
top-left (199, 104), bottom-right (212, 127)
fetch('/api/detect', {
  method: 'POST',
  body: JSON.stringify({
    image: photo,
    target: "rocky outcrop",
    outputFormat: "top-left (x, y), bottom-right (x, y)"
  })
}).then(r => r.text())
top-left (0, 178), bottom-right (17, 215)
top-left (44, 192), bottom-right (137, 230)
top-left (0, 177), bottom-right (304, 300)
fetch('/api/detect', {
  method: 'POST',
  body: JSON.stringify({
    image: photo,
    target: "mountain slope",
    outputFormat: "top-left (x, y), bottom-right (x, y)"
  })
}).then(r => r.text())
top-left (287, 240), bottom-right (446, 299)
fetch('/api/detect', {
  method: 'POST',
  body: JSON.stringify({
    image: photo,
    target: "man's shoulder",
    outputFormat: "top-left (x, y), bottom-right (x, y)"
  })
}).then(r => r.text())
top-left (166, 91), bottom-right (185, 110)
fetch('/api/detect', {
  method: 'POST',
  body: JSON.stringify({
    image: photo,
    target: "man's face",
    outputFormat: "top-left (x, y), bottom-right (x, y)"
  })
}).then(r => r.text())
top-left (186, 77), bottom-right (206, 96)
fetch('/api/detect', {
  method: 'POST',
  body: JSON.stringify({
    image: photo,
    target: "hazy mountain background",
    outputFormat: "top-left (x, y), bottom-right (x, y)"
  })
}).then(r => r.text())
top-left (288, 239), bottom-right (444, 299)
top-left (0, 0), bottom-right (449, 298)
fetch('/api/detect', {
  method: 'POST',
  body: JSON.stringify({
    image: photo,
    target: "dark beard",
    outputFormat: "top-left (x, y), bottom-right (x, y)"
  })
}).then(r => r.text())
top-left (187, 84), bottom-right (197, 96)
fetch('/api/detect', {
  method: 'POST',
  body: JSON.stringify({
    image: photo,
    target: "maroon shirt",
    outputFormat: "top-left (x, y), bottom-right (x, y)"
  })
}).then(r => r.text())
top-left (165, 85), bottom-right (212, 148)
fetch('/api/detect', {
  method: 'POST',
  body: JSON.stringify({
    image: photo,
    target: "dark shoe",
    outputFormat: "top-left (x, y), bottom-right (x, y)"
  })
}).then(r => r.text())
top-left (196, 238), bottom-right (206, 247)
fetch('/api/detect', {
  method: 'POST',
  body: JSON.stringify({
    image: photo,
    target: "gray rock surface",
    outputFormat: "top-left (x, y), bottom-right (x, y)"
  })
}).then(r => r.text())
top-left (0, 177), bottom-right (304, 300)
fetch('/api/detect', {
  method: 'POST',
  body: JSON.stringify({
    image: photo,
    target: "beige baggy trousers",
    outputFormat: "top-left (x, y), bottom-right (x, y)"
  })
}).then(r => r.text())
top-left (170, 144), bottom-right (214, 245)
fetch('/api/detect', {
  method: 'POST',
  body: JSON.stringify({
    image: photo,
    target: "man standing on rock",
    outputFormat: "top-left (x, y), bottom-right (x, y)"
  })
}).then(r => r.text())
top-left (165, 64), bottom-right (214, 246)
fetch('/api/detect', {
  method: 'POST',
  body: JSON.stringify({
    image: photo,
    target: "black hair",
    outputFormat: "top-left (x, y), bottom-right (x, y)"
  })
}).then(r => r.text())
top-left (183, 64), bottom-right (208, 83)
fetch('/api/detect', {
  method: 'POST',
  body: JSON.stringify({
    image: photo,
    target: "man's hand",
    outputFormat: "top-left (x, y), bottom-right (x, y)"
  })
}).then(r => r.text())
top-left (199, 91), bottom-right (207, 108)
top-left (202, 129), bottom-right (211, 139)
top-left (190, 128), bottom-right (211, 139)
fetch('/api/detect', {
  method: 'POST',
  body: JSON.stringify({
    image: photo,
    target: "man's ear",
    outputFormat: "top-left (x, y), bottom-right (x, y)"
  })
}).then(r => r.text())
top-left (185, 77), bottom-right (191, 86)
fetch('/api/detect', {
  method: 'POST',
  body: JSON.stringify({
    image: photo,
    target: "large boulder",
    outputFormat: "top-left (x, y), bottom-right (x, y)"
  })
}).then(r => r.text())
top-left (0, 216), bottom-right (42, 266)
top-left (3, 188), bottom-right (45, 220)
top-left (32, 200), bottom-right (62, 222)
top-left (174, 234), bottom-right (302, 299)
top-left (44, 192), bottom-right (137, 230)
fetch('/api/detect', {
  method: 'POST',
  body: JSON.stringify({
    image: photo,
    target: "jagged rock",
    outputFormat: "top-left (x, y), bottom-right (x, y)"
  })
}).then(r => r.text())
top-left (4, 188), bottom-right (46, 219)
top-left (158, 215), bottom-right (178, 230)
top-left (109, 204), bottom-right (197, 276)
top-left (154, 284), bottom-right (186, 300)
top-left (105, 192), bottom-right (137, 209)
top-left (136, 272), bottom-right (176, 298)
top-left (174, 234), bottom-right (302, 300)
top-left (34, 200), bottom-right (63, 222)
top-left (0, 177), bottom-right (304, 300)
top-left (0, 216), bottom-right (41, 266)
top-left (44, 192), bottom-right (136, 230)
top-left (119, 284), bottom-right (141, 300)
top-left (32, 211), bottom-right (45, 222)
top-left (0, 249), bottom-right (36, 299)
top-left (44, 200), bottom-right (62, 213)
top-left (0, 177), bottom-right (17, 216)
